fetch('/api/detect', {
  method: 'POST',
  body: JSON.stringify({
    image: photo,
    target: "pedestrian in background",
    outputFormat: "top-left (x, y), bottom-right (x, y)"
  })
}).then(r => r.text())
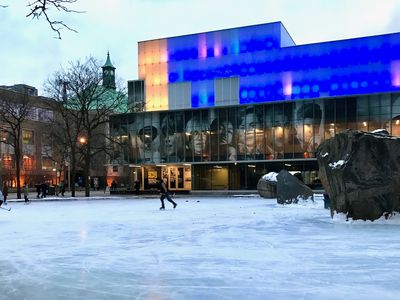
top-left (23, 182), bottom-right (30, 204)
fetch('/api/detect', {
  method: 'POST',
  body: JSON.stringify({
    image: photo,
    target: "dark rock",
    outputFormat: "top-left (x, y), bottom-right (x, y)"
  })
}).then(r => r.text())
top-left (257, 172), bottom-right (278, 198)
top-left (276, 170), bottom-right (314, 204)
top-left (317, 129), bottom-right (400, 221)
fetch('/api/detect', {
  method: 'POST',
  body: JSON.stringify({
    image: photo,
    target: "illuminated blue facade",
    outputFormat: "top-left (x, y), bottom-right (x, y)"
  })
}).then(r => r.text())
top-left (159, 22), bottom-right (400, 108)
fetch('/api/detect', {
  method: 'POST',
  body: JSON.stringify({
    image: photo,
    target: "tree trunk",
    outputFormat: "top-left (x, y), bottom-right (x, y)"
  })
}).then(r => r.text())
top-left (84, 145), bottom-right (90, 197)
top-left (70, 147), bottom-right (77, 197)
top-left (15, 132), bottom-right (22, 199)
top-left (15, 152), bottom-right (22, 199)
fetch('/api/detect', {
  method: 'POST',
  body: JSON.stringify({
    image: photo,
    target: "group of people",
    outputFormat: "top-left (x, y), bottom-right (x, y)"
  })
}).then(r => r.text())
top-left (35, 181), bottom-right (66, 198)
top-left (0, 182), bottom-right (30, 206)
top-left (0, 178), bottom-right (175, 211)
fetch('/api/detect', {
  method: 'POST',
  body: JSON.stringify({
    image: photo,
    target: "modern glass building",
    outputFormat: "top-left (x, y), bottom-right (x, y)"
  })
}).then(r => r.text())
top-left (110, 22), bottom-right (400, 191)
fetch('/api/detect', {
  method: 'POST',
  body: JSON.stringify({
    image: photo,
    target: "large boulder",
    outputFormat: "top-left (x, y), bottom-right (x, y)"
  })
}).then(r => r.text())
top-left (317, 129), bottom-right (400, 221)
top-left (276, 170), bottom-right (314, 204)
top-left (257, 172), bottom-right (278, 198)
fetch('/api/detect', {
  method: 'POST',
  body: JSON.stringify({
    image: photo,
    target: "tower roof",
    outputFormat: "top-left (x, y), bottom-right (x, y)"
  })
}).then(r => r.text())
top-left (102, 52), bottom-right (115, 69)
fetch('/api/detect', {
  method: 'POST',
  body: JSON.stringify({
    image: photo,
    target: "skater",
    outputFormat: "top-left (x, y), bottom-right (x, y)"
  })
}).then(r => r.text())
top-left (111, 180), bottom-right (117, 192)
top-left (134, 180), bottom-right (140, 195)
top-left (55, 183), bottom-right (60, 196)
top-left (41, 182), bottom-right (48, 198)
top-left (60, 181), bottom-right (65, 197)
top-left (35, 183), bottom-right (41, 198)
top-left (2, 182), bottom-right (8, 205)
top-left (158, 178), bottom-right (177, 210)
top-left (23, 182), bottom-right (30, 204)
top-left (0, 189), bottom-right (3, 207)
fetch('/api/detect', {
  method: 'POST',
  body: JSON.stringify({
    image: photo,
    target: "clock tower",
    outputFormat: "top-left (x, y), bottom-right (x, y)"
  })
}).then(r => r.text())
top-left (102, 52), bottom-right (116, 89)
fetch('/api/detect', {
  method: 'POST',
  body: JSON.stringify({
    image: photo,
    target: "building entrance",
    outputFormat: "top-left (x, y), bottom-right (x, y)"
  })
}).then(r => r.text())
top-left (168, 166), bottom-right (184, 189)
top-left (129, 165), bottom-right (192, 192)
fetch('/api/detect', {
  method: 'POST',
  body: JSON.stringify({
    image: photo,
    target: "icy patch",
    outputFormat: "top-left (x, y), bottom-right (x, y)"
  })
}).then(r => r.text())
top-left (329, 160), bottom-right (345, 169)
top-left (333, 211), bottom-right (400, 225)
top-left (262, 172), bottom-right (278, 182)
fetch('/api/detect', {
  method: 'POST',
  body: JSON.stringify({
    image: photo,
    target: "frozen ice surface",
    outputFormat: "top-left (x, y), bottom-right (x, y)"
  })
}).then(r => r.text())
top-left (1, 196), bottom-right (400, 300)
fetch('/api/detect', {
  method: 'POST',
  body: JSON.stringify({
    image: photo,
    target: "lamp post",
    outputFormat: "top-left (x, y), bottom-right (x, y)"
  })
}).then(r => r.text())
top-left (79, 136), bottom-right (88, 193)
top-left (65, 160), bottom-right (70, 191)
top-left (52, 168), bottom-right (57, 185)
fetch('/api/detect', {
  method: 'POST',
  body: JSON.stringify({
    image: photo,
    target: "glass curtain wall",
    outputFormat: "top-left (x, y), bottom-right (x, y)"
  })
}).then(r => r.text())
top-left (110, 93), bottom-right (400, 166)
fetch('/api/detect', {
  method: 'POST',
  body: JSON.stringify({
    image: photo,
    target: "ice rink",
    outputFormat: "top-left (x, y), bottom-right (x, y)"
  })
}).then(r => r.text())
top-left (1, 196), bottom-right (399, 300)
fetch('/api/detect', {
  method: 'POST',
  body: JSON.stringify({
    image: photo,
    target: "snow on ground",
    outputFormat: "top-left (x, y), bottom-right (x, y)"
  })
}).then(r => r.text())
top-left (0, 196), bottom-right (399, 300)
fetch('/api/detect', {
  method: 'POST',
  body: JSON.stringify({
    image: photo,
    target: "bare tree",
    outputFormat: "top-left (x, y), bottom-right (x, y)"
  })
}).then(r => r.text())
top-left (0, 90), bottom-right (33, 199)
top-left (45, 57), bottom-right (127, 197)
top-left (26, 0), bottom-right (83, 39)
top-left (45, 75), bottom-right (83, 197)
top-left (1, 0), bottom-right (82, 39)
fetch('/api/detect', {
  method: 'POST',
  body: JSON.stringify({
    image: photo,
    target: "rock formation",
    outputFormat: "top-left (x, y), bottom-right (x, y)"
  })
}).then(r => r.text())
top-left (257, 172), bottom-right (278, 198)
top-left (276, 170), bottom-right (314, 204)
top-left (317, 129), bottom-right (400, 221)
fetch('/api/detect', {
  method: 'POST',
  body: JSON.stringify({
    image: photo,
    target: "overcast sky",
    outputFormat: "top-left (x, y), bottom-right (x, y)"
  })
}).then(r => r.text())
top-left (1, 0), bottom-right (400, 95)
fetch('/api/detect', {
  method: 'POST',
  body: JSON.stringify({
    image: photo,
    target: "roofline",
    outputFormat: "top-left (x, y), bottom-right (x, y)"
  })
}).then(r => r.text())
top-left (282, 30), bottom-right (400, 49)
top-left (137, 21), bottom-right (400, 48)
top-left (138, 21), bottom-right (283, 44)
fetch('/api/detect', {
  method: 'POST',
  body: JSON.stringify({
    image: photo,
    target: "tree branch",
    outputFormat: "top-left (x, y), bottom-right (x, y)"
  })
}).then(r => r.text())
top-left (26, 0), bottom-right (83, 39)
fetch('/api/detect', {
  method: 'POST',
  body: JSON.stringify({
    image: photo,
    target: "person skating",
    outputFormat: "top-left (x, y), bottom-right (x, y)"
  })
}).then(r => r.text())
top-left (41, 182), bottom-right (48, 198)
top-left (2, 182), bottom-right (8, 205)
top-left (0, 189), bottom-right (10, 211)
top-left (35, 183), bottom-right (41, 198)
top-left (23, 182), bottom-right (30, 204)
top-left (134, 180), bottom-right (140, 195)
top-left (60, 181), bottom-right (65, 197)
top-left (158, 178), bottom-right (177, 210)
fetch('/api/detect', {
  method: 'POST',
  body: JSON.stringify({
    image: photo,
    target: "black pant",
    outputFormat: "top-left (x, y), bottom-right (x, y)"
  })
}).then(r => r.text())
top-left (24, 195), bottom-right (29, 202)
top-left (160, 193), bottom-right (176, 208)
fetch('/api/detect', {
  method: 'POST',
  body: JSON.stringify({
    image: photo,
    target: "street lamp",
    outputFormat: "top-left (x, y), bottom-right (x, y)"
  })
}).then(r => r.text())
top-left (79, 137), bottom-right (87, 145)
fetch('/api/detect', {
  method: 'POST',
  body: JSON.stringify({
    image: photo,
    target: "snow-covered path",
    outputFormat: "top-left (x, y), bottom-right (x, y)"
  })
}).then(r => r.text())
top-left (0, 197), bottom-right (399, 300)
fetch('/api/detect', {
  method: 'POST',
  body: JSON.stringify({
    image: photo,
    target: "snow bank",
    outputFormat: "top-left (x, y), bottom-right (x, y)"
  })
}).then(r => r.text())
top-left (262, 172), bottom-right (278, 182)
top-left (333, 211), bottom-right (400, 225)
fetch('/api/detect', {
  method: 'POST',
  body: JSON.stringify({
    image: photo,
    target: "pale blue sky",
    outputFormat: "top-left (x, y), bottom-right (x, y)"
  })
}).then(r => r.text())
top-left (1, 0), bottom-right (400, 95)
